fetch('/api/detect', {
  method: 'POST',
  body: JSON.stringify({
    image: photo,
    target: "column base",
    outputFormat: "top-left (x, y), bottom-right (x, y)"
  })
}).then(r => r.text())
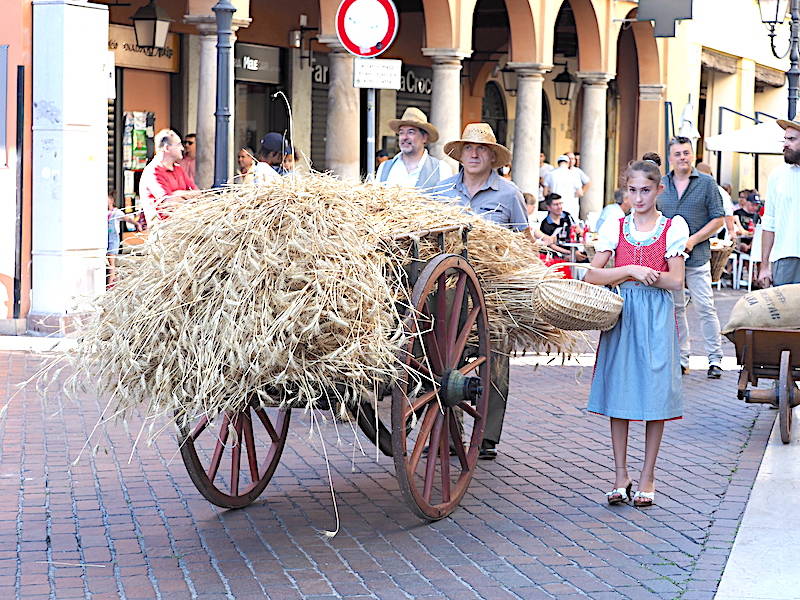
top-left (0, 319), bottom-right (28, 336)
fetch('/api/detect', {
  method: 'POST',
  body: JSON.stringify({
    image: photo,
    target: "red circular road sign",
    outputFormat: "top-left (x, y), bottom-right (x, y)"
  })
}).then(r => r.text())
top-left (335, 0), bottom-right (399, 58)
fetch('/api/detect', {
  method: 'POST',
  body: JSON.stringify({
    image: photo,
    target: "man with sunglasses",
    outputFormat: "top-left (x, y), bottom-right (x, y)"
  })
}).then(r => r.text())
top-left (182, 133), bottom-right (196, 182)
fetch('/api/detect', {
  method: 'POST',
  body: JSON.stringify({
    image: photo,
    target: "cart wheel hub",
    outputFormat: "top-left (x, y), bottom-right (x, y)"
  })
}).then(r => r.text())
top-left (439, 369), bottom-right (482, 407)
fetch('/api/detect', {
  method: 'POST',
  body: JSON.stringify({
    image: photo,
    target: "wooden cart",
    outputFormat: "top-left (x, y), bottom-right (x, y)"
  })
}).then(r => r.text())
top-left (176, 226), bottom-right (492, 521)
top-left (729, 328), bottom-right (800, 444)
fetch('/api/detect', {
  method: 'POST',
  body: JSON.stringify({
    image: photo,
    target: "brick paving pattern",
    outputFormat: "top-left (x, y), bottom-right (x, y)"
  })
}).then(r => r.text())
top-left (0, 289), bottom-right (775, 599)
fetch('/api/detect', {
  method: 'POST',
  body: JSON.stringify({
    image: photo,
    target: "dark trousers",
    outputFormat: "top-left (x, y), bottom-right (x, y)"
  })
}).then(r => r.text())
top-left (483, 351), bottom-right (510, 444)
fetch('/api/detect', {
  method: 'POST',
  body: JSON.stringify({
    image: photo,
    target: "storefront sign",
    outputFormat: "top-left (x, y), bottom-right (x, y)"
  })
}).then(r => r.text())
top-left (353, 58), bottom-right (401, 89)
top-left (313, 53), bottom-right (431, 96)
top-left (399, 66), bottom-right (432, 95)
top-left (108, 24), bottom-right (179, 73)
top-left (234, 43), bottom-right (281, 84)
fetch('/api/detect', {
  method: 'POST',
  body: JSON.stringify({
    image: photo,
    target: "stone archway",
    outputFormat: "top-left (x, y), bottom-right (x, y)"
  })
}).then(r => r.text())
top-left (462, 0), bottom-right (538, 63)
top-left (615, 9), bottom-right (663, 176)
top-left (546, 0), bottom-right (604, 73)
top-left (548, 0), bottom-right (608, 216)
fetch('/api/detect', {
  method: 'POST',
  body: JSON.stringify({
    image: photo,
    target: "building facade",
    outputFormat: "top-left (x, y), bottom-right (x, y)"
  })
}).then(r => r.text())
top-left (0, 0), bottom-right (791, 332)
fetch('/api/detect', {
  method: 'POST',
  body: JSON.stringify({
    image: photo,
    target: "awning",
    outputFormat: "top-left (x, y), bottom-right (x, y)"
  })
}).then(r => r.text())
top-left (703, 120), bottom-right (784, 155)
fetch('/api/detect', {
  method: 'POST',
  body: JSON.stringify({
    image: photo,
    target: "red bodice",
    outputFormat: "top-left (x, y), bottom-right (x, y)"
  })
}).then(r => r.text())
top-left (614, 216), bottom-right (672, 272)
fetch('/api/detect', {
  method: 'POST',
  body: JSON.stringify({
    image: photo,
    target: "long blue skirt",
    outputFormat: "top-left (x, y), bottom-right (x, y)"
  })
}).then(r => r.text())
top-left (587, 281), bottom-right (683, 421)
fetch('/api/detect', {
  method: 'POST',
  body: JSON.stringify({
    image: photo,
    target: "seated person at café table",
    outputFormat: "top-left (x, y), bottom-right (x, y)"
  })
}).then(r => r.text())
top-left (734, 190), bottom-right (762, 254)
top-left (539, 193), bottom-right (586, 260)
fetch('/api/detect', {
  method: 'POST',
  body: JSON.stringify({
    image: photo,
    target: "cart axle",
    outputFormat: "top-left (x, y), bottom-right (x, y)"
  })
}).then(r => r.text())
top-left (439, 369), bottom-right (482, 407)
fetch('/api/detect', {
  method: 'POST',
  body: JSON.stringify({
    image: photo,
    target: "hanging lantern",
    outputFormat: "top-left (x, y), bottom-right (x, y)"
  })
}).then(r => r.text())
top-left (757, 0), bottom-right (790, 25)
top-left (499, 66), bottom-right (518, 96)
top-left (553, 64), bottom-right (577, 105)
top-left (131, 0), bottom-right (172, 50)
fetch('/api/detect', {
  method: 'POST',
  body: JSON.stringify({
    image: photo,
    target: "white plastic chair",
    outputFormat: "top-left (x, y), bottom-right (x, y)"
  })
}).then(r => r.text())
top-left (714, 251), bottom-right (739, 290)
top-left (737, 225), bottom-right (763, 292)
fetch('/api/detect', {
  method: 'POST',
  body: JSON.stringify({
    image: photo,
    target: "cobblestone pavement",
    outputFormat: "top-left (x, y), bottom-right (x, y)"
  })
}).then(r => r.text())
top-left (0, 289), bottom-right (775, 599)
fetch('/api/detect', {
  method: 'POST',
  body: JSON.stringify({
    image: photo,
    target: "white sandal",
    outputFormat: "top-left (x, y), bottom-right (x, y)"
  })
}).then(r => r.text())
top-left (633, 490), bottom-right (655, 508)
top-left (606, 482), bottom-right (632, 505)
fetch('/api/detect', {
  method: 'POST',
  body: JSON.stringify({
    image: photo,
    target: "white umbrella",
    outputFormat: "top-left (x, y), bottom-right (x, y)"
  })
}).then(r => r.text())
top-left (704, 120), bottom-right (784, 155)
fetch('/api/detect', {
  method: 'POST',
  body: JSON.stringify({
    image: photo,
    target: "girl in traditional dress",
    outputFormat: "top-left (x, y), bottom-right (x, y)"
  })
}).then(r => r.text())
top-left (583, 160), bottom-right (689, 508)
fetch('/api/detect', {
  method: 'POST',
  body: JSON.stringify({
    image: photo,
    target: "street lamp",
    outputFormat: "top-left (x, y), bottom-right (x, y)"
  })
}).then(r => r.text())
top-left (212, 0), bottom-right (236, 187)
top-left (758, 0), bottom-right (800, 119)
top-left (131, 0), bottom-right (172, 50)
top-left (552, 63), bottom-right (577, 105)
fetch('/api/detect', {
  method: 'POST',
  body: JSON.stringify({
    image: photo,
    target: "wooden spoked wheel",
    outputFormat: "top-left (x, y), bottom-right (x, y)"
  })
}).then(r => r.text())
top-left (778, 350), bottom-right (794, 444)
top-left (177, 403), bottom-right (291, 508)
top-left (392, 254), bottom-right (490, 520)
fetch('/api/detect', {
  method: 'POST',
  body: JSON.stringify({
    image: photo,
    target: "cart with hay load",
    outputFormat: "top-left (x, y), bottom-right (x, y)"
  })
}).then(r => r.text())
top-left (65, 175), bottom-right (586, 524)
top-left (176, 224), bottom-right (493, 521)
top-left (729, 328), bottom-right (800, 444)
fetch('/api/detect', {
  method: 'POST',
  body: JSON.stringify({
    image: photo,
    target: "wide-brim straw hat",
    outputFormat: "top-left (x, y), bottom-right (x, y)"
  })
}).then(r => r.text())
top-left (388, 107), bottom-right (439, 143)
top-left (777, 119), bottom-right (800, 131)
top-left (777, 118), bottom-right (800, 132)
top-left (443, 123), bottom-right (512, 169)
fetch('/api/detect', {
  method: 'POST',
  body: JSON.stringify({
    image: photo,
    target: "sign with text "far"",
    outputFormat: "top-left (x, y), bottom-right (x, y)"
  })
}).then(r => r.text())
top-left (353, 58), bottom-right (402, 89)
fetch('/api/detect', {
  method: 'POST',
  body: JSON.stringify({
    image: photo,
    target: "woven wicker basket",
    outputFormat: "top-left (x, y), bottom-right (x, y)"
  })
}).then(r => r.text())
top-left (532, 263), bottom-right (624, 332)
top-left (710, 245), bottom-right (734, 283)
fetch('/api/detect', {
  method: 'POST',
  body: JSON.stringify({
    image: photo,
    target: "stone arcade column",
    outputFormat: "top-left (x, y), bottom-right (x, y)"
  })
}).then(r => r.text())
top-left (184, 18), bottom-right (217, 189)
top-left (319, 38), bottom-right (360, 181)
top-left (185, 14), bottom-right (247, 188)
top-left (577, 72), bottom-right (613, 218)
top-left (638, 84), bottom-right (665, 162)
top-left (29, 0), bottom-right (109, 333)
top-left (422, 48), bottom-right (470, 168)
top-left (508, 63), bottom-right (550, 195)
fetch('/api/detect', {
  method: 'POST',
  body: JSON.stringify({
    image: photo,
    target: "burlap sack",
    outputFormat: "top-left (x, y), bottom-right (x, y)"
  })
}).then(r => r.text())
top-left (722, 284), bottom-right (800, 334)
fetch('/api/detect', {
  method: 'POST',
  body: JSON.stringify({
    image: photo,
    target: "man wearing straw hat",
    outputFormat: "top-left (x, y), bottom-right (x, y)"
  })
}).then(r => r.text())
top-left (758, 118), bottom-right (800, 287)
top-left (376, 107), bottom-right (453, 187)
top-left (436, 122), bottom-right (554, 460)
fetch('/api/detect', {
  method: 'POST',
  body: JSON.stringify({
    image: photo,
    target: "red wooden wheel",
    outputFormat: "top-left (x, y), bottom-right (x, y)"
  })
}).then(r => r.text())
top-left (177, 402), bottom-right (291, 508)
top-left (392, 254), bottom-right (490, 520)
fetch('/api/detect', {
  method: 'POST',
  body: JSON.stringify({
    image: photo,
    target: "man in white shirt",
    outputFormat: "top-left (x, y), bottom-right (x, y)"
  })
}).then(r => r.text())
top-left (543, 155), bottom-right (582, 217)
top-left (759, 118), bottom-right (800, 287)
top-left (567, 151), bottom-right (591, 200)
top-left (538, 152), bottom-right (553, 204)
top-left (376, 107), bottom-right (452, 188)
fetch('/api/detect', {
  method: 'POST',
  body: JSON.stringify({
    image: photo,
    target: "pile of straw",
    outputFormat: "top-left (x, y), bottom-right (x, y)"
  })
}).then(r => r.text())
top-left (60, 174), bottom-right (576, 434)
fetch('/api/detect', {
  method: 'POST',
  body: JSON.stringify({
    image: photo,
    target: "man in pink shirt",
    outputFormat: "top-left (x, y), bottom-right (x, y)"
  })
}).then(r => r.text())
top-left (139, 129), bottom-right (198, 228)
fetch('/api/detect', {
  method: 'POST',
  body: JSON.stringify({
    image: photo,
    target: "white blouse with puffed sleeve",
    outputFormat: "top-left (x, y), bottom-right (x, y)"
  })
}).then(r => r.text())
top-left (594, 214), bottom-right (689, 259)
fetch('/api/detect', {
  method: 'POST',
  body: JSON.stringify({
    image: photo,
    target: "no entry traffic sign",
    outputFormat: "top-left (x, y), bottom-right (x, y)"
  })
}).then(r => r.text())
top-left (335, 0), bottom-right (399, 58)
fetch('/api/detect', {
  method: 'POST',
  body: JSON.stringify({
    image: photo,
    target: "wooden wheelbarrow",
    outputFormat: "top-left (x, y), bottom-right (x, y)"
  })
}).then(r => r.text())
top-left (728, 328), bottom-right (800, 444)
